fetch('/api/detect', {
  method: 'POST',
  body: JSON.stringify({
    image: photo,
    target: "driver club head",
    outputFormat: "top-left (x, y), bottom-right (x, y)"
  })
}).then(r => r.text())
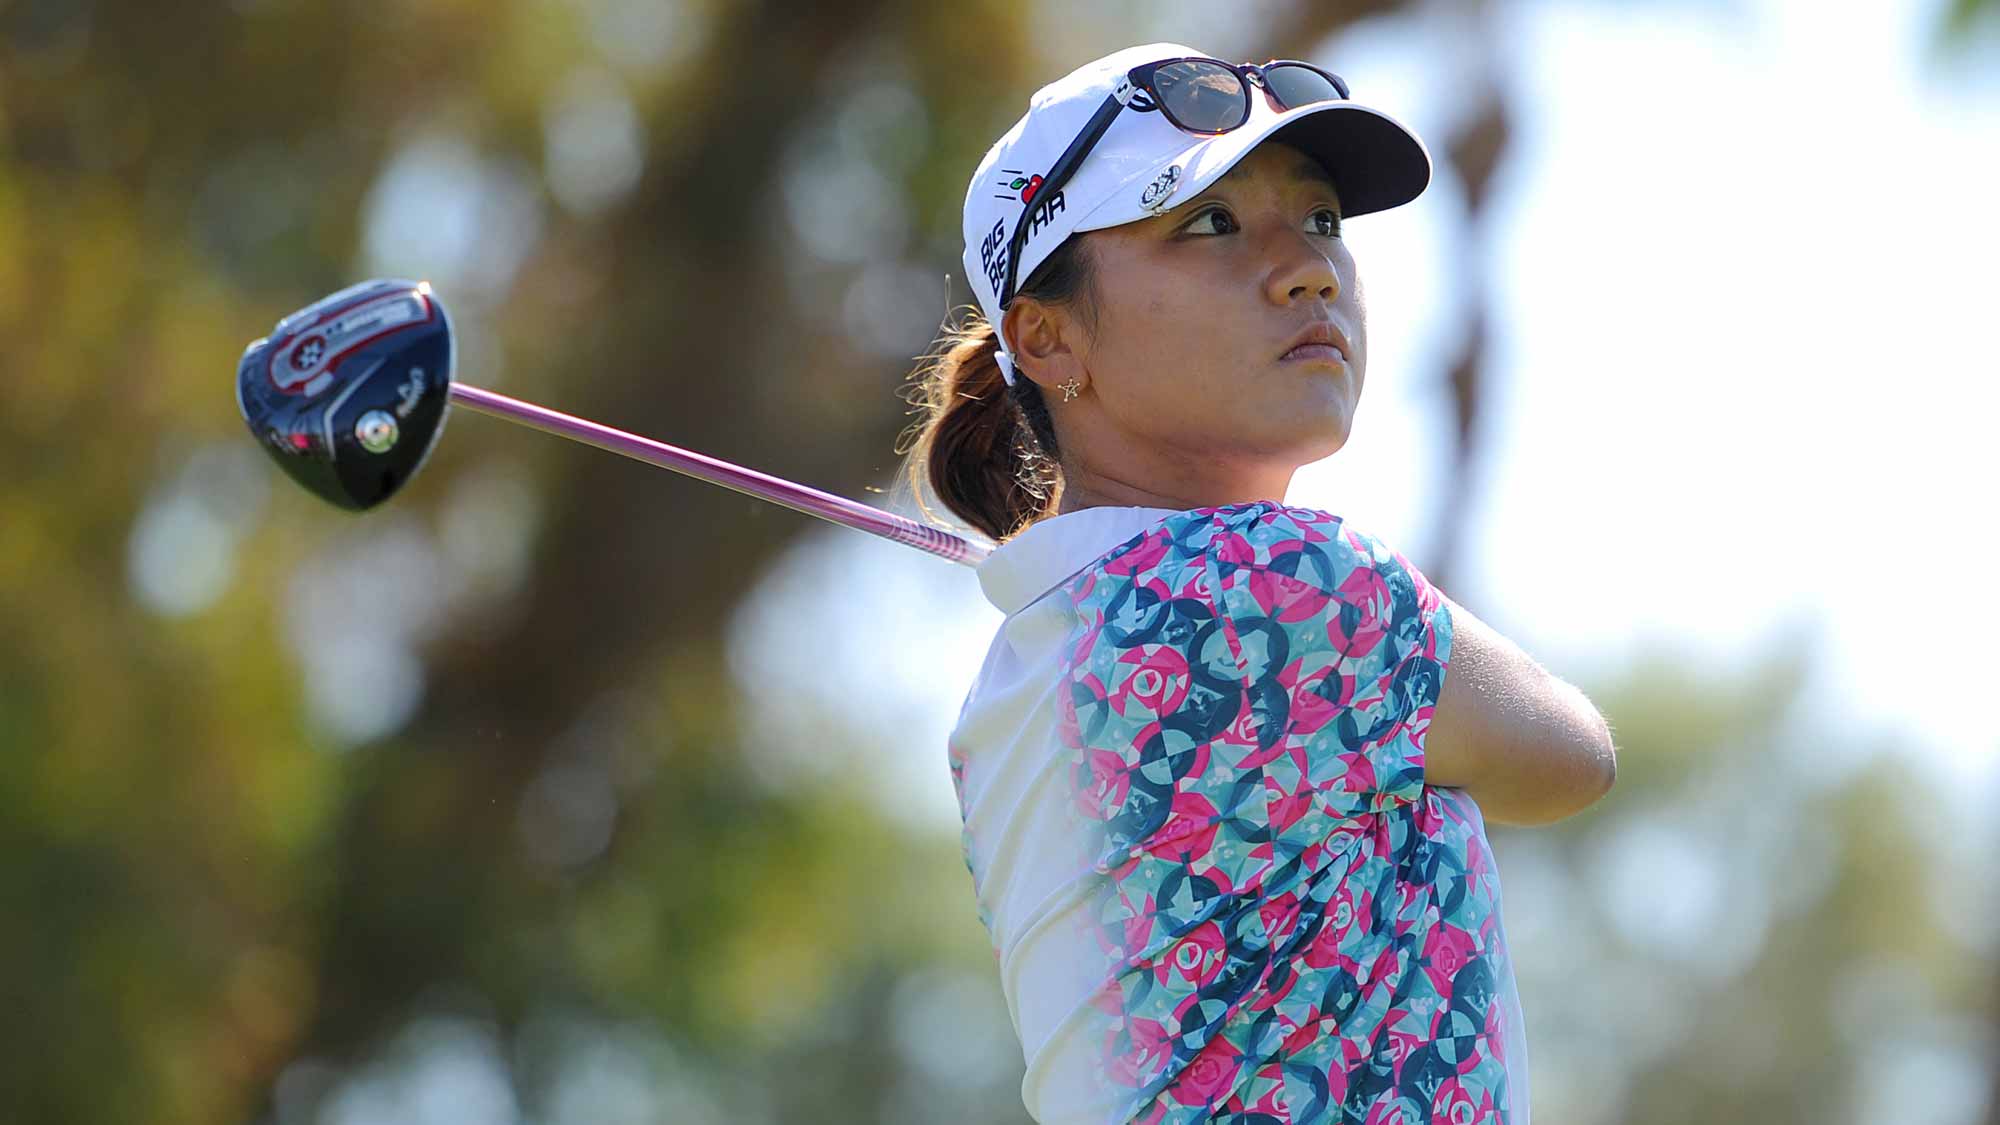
top-left (236, 279), bottom-right (455, 511)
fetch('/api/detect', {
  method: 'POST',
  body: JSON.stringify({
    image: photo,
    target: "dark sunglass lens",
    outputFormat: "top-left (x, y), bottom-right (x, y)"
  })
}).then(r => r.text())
top-left (1264, 64), bottom-right (1348, 110)
top-left (1153, 60), bottom-right (1248, 132)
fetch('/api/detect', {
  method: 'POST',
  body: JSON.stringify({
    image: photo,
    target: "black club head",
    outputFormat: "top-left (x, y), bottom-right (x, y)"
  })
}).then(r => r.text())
top-left (236, 279), bottom-right (455, 511)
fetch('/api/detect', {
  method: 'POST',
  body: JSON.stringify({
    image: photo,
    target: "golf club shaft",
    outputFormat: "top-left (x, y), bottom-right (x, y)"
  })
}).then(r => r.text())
top-left (447, 383), bottom-right (991, 568)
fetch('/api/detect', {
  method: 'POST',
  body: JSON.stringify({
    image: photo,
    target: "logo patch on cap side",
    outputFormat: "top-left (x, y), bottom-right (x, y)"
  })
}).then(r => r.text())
top-left (1139, 165), bottom-right (1182, 212)
top-left (995, 168), bottom-right (1045, 202)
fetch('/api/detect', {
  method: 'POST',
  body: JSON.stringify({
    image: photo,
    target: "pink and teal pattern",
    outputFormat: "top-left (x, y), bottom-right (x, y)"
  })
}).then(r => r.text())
top-left (1055, 501), bottom-right (1511, 1123)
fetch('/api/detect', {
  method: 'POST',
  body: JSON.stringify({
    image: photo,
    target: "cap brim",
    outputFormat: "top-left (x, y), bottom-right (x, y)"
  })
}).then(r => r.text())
top-left (1265, 102), bottom-right (1431, 218)
top-left (1072, 99), bottom-right (1431, 234)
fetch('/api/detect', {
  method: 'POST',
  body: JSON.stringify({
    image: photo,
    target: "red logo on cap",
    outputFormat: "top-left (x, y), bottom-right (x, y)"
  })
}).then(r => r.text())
top-left (1018, 174), bottom-right (1045, 203)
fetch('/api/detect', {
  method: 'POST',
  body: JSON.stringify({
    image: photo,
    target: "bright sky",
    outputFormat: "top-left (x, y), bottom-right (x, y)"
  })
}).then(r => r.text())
top-left (730, 0), bottom-right (2000, 832)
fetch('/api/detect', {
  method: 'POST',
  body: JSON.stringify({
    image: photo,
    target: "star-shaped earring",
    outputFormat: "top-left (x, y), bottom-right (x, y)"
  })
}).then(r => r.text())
top-left (1059, 378), bottom-right (1082, 402)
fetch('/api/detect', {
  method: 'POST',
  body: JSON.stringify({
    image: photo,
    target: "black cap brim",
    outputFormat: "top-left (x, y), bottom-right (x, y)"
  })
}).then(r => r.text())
top-left (1266, 102), bottom-right (1432, 218)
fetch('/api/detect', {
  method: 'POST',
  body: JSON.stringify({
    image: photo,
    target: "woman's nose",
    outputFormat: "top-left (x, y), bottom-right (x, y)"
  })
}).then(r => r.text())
top-left (1266, 232), bottom-right (1341, 305)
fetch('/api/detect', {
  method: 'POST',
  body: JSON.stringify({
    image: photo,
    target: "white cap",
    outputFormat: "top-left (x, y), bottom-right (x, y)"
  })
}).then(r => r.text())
top-left (960, 43), bottom-right (1432, 385)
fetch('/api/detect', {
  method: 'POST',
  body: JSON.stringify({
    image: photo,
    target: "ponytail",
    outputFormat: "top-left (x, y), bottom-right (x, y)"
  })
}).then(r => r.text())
top-left (897, 236), bottom-right (1095, 544)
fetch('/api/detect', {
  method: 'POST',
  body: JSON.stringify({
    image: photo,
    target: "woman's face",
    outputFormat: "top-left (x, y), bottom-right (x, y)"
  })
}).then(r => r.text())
top-left (1011, 140), bottom-right (1368, 511)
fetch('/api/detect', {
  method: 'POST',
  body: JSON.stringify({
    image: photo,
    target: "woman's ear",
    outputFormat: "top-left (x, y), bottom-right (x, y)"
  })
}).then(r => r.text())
top-left (1002, 297), bottom-right (1086, 393)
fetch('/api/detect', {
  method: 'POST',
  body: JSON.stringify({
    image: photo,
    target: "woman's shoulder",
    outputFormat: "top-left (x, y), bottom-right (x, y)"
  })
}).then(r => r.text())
top-left (1102, 500), bottom-right (1411, 579)
top-left (1073, 501), bottom-right (1443, 647)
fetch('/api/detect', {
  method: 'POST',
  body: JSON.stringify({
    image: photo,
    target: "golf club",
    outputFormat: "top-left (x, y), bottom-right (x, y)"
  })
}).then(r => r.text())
top-left (235, 278), bottom-right (991, 567)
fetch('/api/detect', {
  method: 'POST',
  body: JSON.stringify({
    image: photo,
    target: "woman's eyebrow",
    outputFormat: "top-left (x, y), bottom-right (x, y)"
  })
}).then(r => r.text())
top-left (1284, 156), bottom-right (1341, 196)
top-left (1213, 153), bottom-right (1342, 197)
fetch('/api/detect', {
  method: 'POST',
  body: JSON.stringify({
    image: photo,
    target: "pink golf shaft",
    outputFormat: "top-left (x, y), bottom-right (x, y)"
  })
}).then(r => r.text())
top-left (448, 383), bottom-right (991, 568)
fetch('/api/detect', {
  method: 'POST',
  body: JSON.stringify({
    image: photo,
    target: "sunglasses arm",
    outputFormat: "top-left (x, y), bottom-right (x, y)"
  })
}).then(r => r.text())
top-left (998, 92), bottom-right (1126, 308)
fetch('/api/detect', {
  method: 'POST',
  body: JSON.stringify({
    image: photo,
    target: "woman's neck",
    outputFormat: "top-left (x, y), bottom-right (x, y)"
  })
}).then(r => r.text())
top-left (1054, 466), bottom-right (1292, 515)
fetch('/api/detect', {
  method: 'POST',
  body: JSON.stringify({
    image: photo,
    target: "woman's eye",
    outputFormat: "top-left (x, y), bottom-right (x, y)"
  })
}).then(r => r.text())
top-left (1187, 208), bottom-right (1238, 236)
top-left (1306, 208), bottom-right (1342, 238)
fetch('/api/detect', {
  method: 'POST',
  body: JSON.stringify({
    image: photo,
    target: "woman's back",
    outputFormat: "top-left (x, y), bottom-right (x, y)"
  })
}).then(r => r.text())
top-left (952, 501), bottom-right (1530, 1124)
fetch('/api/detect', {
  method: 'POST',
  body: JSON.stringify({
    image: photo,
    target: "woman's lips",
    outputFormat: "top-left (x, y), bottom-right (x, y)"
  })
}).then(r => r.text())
top-left (1281, 342), bottom-right (1347, 365)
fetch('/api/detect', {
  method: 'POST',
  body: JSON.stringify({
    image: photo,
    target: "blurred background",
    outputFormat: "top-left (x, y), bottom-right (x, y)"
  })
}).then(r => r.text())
top-left (3, 0), bottom-right (1995, 1121)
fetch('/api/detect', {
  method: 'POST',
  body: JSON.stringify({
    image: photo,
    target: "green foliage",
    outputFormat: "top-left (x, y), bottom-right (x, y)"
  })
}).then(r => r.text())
top-left (0, 0), bottom-right (1039, 1118)
top-left (1945, 0), bottom-right (2000, 36)
top-left (1497, 640), bottom-right (1995, 1123)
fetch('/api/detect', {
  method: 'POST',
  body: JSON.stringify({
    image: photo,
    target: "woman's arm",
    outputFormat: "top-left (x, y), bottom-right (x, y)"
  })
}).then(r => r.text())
top-left (1424, 595), bottom-right (1617, 826)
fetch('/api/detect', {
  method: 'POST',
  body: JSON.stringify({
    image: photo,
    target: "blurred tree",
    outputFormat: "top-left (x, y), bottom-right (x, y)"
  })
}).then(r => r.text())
top-left (1944, 0), bottom-right (2000, 39)
top-left (0, 0), bottom-right (1053, 1118)
top-left (1494, 639), bottom-right (1995, 1123)
top-left (1933, 6), bottom-right (2000, 1119)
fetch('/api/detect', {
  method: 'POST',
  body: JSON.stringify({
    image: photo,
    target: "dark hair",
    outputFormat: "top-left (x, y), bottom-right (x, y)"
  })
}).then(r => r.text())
top-left (897, 236), bottom-right (1097, 543)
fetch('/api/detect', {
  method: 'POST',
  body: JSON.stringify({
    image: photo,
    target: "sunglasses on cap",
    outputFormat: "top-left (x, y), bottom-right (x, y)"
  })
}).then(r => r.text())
top-left (997, 56), bottom-right (1352, 309)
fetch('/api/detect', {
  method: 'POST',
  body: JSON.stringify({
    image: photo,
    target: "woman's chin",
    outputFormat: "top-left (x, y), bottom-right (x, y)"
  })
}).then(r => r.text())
top-left (1266, 409), bottom-right (1354, 465)
top-left (1304, 425), bottom-right (1353, 462)
top-left (1285, 390), bottom-right (1359, 454)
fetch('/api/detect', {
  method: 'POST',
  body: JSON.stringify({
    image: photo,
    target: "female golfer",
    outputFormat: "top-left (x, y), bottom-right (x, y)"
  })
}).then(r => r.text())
top-left (904, 44), bottom-right (1615, 1124)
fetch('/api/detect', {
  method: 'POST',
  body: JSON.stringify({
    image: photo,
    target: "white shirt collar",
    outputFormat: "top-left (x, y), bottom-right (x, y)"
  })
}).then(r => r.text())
top-left (975, 505), bottom-right (1188, 616)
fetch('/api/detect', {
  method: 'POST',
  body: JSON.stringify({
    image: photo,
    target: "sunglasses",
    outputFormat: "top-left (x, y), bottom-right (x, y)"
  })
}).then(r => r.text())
top-left (997, 57), bottom-right (1352, 309)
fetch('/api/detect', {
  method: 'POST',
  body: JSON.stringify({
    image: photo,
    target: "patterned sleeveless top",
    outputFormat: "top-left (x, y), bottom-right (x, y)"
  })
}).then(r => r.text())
top-left (950, 501), bottom-right (1528, 1124)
